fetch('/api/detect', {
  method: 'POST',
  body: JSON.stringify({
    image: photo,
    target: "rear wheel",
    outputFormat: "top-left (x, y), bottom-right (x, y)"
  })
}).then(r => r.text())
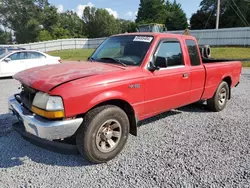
top-left (207, 81), bottom-right (229, 112)
top-left (76, 105), bottom-right (129, 163)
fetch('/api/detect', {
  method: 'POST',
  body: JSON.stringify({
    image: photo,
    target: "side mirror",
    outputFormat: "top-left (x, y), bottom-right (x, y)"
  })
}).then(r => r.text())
top-left (154, 56), bottom-right (168, 68)
top-left (148, 61), bottom-right (160, 72)
top-left (4, 58), bottom-right (11, 62)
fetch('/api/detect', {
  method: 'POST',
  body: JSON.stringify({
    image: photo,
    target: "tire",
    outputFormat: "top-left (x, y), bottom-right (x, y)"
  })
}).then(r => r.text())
top-left (76, 105), bottom-right (130, 163)
top-left (207, 81), bottom-right (229, 112)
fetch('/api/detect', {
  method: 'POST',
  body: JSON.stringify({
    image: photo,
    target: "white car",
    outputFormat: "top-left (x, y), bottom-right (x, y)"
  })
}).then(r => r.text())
top-left (0, 50), bottom-right (61, 77)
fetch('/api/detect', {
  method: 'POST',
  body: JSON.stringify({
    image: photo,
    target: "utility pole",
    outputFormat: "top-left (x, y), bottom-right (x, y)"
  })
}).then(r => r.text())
top-left (216, 0), bottom-right (221, 29)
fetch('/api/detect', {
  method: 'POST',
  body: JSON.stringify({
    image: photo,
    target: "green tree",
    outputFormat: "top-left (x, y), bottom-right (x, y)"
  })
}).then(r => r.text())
top-left (59, 11), bottom-right (85, 38)
top-left (83, 7), bottom-right (121, 38)
top-left (135, 0), bottom-right (188, 30)
top-left (41, 5), bottom-right (59, 33)
top-left (190, 10), bottom-right (216, 29)
top-left (165, 0), bottom-right (188, 30)
top-left (0, 30), bottom-right (12, 44)
top-left (190, 0), bottom-right (250, 29)
top-left (39, 30), bottom-right (53, 41)
top-left (119, 19), bottom-right (137, 33)
top-left (35, 0), bottom-right (49, 8)
top-left (0, 0), bottom-right (43, 43)
top-left (136, 0), bottom-right (166, 24)
top-left (52, 27), bottom-right (70, 39)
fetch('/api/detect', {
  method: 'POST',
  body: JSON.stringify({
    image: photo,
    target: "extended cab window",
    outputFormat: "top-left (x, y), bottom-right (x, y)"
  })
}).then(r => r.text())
top-left (154, 40), bottom-right (184, 68)
top-left (186, 40), bottom-right (201, 66)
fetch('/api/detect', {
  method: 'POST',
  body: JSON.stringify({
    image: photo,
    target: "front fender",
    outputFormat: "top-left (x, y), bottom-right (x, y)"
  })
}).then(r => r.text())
top-left (88, 90), bottom-right (132, 110)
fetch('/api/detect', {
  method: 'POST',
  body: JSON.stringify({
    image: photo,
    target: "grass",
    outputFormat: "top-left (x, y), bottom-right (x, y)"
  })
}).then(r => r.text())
top-left (48, 47), bottom-right (250, 67)
top-left (48, 49), bottom-right (95, 61)
top-left (212, 47), bottom-right (250, 67)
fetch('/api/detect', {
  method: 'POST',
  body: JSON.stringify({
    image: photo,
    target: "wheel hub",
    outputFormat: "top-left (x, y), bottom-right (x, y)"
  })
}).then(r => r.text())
top-left (101, 129), bottom-right (113, 140)
top-left (96, 119), bottom-right (122, 153)
top-left (218, 88), bottom-right (227, 105)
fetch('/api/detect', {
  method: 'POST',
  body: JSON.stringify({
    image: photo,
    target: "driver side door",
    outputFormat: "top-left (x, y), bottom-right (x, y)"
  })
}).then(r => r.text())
top-left (143, 38), bottom-right (191, 117)
top-left (0, 52), bottom-right (27, 76)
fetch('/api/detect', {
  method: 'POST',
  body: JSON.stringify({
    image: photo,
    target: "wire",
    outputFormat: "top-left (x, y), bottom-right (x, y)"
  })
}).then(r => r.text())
top-left (231, 0), bottom-right (250, 26)
top-left (198, 1), bottom-right (220, 43)
top-left (204, 10), bottom-right (214, 30)
top-left (198, 10), bottom-right (213, 43)
top-left (226, 0), bottom-right (249, 27)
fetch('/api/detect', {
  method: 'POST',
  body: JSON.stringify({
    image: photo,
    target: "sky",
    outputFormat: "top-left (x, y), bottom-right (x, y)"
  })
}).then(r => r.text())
top-left (49, 0), bottom-right (201, 21)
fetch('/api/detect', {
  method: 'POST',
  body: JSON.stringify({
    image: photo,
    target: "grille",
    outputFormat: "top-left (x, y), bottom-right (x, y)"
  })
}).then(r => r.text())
top-left (20, 85), bottom-right (38, 110)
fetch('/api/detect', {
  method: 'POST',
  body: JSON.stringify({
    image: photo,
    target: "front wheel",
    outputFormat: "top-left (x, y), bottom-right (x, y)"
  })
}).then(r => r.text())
top-left (207, 81), bottom-right (230, 112)
top-left (76, 105), bottom-right (129, 163)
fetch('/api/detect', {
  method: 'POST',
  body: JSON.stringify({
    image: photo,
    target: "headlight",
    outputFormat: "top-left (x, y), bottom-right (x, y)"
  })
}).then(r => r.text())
top-left (32, 92), bottom-right (64, 119)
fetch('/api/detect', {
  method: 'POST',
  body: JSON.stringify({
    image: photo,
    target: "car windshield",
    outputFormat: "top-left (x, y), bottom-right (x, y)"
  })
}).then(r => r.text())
top-left (91, 35), bottom-right (154, 66)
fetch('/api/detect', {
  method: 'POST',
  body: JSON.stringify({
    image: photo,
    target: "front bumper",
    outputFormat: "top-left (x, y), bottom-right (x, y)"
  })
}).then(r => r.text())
top-left (8, 95), bottom-right (83, 141)
top-left (12, 122), bottom-right (78, 154)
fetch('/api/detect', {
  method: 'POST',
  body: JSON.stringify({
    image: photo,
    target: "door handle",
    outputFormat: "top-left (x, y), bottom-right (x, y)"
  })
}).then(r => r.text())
top-left (183, 73), bottom-right (189, 78)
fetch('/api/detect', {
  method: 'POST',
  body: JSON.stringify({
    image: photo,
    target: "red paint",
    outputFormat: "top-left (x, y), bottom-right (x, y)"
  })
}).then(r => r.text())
top-left (13, 33), bottom-right (242, 120)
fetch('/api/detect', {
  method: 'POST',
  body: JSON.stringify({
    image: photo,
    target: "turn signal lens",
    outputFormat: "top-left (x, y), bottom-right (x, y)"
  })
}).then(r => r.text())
top-left (32, 106), bottom-right (64, 119)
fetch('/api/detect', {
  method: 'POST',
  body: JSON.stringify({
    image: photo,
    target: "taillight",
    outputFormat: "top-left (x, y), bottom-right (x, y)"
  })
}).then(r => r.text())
top-left (58, 59), bottom-right (62, 63)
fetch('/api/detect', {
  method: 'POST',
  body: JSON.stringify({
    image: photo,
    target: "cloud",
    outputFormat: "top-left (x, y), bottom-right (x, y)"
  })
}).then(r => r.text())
top-left (76, 2), bottom-right (95, 18)
top-left (124, 11), bottom-right (137, 20)
top-left (56, 4), bottom-right (64, 13)
top-left (75, 2), bottom-right (118, 19)
top-left (125, 11), bottom-right (133, 17)
top-left (105, 8), bottom-right (118, 18)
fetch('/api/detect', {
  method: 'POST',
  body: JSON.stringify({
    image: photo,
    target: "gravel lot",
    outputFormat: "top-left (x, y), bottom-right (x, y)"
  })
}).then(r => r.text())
top-left (0, 69), bottom-right (250, 188)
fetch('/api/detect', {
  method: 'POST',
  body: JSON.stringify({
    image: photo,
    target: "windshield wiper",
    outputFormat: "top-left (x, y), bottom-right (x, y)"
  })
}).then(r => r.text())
top-left (100, 57), bottom-right (127, 67)
top-left (88, 57), bottom-right (95, 62)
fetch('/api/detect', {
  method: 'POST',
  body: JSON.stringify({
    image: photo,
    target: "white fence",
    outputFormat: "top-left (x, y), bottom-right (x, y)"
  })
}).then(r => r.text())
top-left (167, 27), bottom-right (250, 46)
top-left (1, 27), bottom-right (250, 52)
top-left (0, 38), bottom-right (106, 52)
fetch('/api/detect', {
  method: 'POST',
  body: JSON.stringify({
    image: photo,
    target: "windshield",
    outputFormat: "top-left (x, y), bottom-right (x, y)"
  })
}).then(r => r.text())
top-left (91, 35), bottom-right (154, 66)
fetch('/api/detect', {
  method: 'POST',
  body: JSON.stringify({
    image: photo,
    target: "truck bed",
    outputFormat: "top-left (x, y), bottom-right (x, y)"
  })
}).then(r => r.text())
top-left (201, 60), bottom-right (242, 100)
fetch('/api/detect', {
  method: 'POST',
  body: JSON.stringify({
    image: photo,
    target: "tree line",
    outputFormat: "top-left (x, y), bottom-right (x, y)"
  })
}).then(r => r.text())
top-left (0, 0), bottom-right (137, 44)
top-left (0, 0), bottom-right (249, 44)
top-left (191, 0), bottom-right (250, 29)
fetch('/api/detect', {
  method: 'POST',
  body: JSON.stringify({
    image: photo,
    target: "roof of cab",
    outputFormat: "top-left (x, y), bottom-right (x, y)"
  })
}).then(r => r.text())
top-left (113, 32), bottom-right (197, 40)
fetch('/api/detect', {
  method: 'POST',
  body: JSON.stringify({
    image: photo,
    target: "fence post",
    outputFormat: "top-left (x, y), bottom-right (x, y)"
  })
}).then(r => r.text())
top-left (216, 30), bottom-right (219, 46)
top-left (44, 43), bottom-right (46, 52)
top-left (244, 29), bottom-right (248, 47)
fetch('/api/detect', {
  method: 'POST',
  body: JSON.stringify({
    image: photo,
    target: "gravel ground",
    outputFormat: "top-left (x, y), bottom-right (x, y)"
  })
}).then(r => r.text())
top-left (0, 69), bottom-right (250, 188)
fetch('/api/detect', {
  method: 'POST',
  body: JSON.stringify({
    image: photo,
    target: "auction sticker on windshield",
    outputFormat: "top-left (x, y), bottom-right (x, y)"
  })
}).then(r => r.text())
top-left (133, 36), bottom-right (153, 43)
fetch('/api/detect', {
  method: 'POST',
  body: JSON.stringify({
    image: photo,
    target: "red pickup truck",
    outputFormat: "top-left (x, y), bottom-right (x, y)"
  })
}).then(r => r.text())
top-left (9, 33), bottom-right (242, 163)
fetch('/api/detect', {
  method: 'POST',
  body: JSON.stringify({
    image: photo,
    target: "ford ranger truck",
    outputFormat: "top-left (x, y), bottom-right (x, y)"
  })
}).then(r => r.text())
top-left (8, 33), bottom-right (242, 163)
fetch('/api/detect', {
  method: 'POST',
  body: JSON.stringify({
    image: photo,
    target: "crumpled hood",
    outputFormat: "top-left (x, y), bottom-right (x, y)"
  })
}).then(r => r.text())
top-left (13, 61), bottom-right (125, 92)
